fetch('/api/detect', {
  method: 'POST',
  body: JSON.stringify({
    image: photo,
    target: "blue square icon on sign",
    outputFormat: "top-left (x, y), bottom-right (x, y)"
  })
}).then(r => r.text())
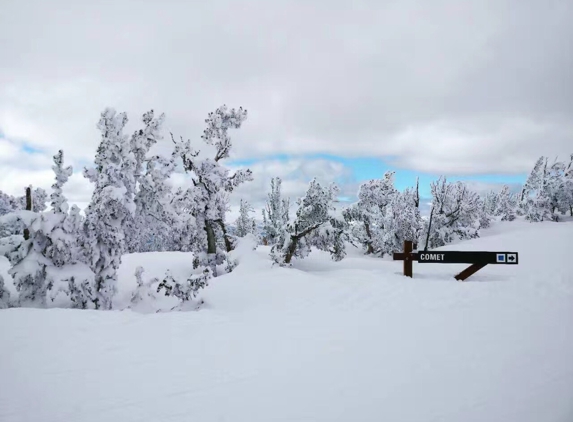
top-left (496, 254), bottom-right (506, 263)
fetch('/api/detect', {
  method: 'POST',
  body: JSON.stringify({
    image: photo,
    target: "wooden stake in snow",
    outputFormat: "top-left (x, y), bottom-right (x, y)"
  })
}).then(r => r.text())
top-left (393, 241), bottom-right (519, 281)
top-left (23, 186), bottom-right (32, 240)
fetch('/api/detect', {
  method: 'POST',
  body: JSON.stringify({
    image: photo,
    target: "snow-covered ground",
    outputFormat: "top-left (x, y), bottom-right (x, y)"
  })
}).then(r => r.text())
top-left (1, 220), bottom-right (572, 422)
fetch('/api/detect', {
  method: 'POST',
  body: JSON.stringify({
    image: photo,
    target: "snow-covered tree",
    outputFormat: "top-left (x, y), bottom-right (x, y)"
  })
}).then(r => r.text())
top-left (83, 108), bottom-right (136, 309)
top-left (482, 190), bottom-right (498, 216)
top-left (519, 156), bottom-right (554, 222)
top-left (127, 110), bottom-right (171, 253)
top-left (235, 199), bottom-right (256, 238)
top-left (559, 154), bottom-right (573, 216)
top-left (262, 177), bottom-right (290, 245)
top-left (379, 187), bottom-right (422, 254)
top-left (343, 171), bottom-right (398, 256)
top-left (495, 185), bottom-right (517, 221)
top-left (0, 191), bottom-right (22, 237)
top-left (271, 179), bottom-right (345, 265)
top-left (422, 178), bottom-right (483, 250)
top-left (172, 105), bottom-right (253, 276)
top-left (3, 210), bottom-right (50, 307)
top-left (0, 191), bottom-right (18, 216)
top-left (50, 150), bottom-right (73, 213)
top-left (3, 151), bottom-right (96, 308)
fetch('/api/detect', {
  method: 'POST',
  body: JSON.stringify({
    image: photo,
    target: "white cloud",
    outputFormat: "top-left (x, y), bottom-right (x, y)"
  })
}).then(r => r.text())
top-left (1, 0), bottom-right (571, 178)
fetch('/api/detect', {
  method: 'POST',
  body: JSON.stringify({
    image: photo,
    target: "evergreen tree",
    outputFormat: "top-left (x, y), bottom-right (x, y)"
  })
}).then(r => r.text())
top-left (236, 199), bottom-right (256, 237)
top-left (380, 187), bottom-right (422, 254)
top-left (262, 177), bottom-right (290, 245)
top-left (128, 110), bottom-right (170, 253)
top-left (343, 171), bottom-right (397, 256)
top-left (495, 185), bottom-right (517, 221)
top-left (270, 179), bottom-right (345, 265)
top-left (559, 154), bottom-right (573, 216)
top-left (172, 105), bottom-right (253, 276)
top-left (3, 151), bottom-right (96, 308)
top-left (83, 108), bottom-right (136, 309)
top-left (422, 178), bottom-right (482, 250)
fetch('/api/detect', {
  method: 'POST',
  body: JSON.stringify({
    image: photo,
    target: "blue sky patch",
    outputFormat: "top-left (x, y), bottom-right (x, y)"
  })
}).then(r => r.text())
top-left (230, 154), bottom-right (527, 197)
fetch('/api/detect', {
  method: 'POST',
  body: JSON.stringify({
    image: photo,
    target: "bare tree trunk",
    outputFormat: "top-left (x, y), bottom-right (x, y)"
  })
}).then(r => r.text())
top-left (283, 223), bottom-right (322, 264)
top-left (23, 187), bottom-right (32, 240)
top-left (204, 221), bottom-right (217, 276)
top-left (215, 219), bottom-right (233, 252)
top-left (424, 205), bottom-right (435, 251)
top-left (284, 236), bottom-right (298, 264)
top-left (364, 222), bottom-right (374, 254)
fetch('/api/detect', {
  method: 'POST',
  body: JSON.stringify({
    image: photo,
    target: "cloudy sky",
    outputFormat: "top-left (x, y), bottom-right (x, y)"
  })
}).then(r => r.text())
top-left (1, 0), bottom-right (571, 218)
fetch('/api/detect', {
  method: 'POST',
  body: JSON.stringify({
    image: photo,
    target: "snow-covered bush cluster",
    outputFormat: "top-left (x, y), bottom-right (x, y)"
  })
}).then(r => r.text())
top-left (0, 105), bottom-right (252, 310)
top-left (0, 100), bottom-right (571, 312)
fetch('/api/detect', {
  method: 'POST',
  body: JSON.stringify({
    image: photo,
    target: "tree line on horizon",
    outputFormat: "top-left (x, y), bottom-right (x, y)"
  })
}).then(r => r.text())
top-left (1, 105), bottom-right (571, 310)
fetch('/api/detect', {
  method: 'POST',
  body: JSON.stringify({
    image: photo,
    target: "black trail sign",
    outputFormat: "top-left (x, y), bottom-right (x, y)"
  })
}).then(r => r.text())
top-left (393, 241), bottom-right (519, 281)
top-left (417, 251), bottom-right (518, 265)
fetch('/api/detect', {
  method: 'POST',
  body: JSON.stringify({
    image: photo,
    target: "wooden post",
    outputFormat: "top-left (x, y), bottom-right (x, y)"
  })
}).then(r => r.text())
top-left (403, 240), bottom-right (413, 278)
top-left (454, 263), bottom-right (487, 281)
top-left (23, 186), bottom-right (32, 240)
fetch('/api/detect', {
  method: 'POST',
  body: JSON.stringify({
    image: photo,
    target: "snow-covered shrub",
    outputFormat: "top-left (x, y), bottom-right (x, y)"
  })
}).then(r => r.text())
top-left (157, 268), bottom-right (210, 303)
top-left (130, 266), bottom-right (160, 307)
top-left (270, 179), bottom-right (345, 265)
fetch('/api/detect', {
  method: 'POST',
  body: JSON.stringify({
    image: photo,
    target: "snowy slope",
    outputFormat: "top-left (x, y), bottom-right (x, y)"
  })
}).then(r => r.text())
top-left (1, 220), bottom-right (572, 422)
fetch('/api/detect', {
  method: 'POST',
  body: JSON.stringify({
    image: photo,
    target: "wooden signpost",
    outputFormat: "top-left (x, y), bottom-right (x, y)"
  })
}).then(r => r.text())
top-left (393, 240), bottom-right (518, 281)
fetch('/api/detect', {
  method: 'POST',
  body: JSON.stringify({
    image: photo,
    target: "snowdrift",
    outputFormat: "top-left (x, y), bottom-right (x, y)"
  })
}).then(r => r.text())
top-left (1, 220), bottom-right (572, 422)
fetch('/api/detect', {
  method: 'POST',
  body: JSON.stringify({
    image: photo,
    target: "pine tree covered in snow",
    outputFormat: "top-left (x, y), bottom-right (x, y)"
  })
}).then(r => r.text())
top-left (422, 178), bottom-right (483, 250)
top-left (235, 199), bottom-right (256, 238)
top-left (379, 187), bottom-right (422, 254)
top-left (0, 191), bottom-right (18, 216)
top-left (495, 185), bottom-right (517, 221)
top-left (3, 209), bottom-right (50, 307)
top-left (559, 155), bottom-right (573, 216)
top-left (0, 191), bottom-right (22, 237)
top-left (83, 108), bottom-right (136, 309)
top-left (172, 105), bottom-right (253, 276)
top-left (482, 191), bottom-right (498, 217)
top-left (519, 156), bottom-right (553, 222)
top-left (126, 110), bottom-right (177, 253)
top-left (2, 151), bottom-right (96, 308)
top-left (342, 171), bottom-right (398, 256)
top-left (262, 177), bottom-right (290, 245)
top-left (50, 150), bottom-right (73, 213)
top-left (270, 179), bottom-right (345, 265)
